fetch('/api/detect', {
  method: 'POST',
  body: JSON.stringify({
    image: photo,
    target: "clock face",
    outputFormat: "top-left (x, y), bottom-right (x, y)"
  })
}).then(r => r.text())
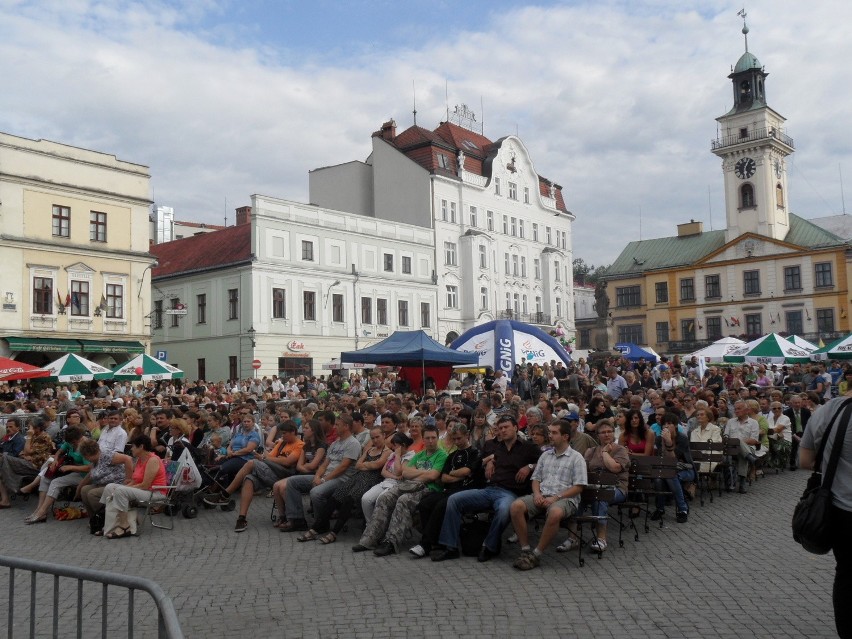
top-left (735, 157), bottom-right (756, 179)
top-left (774, 159), bottom-right (782, 178)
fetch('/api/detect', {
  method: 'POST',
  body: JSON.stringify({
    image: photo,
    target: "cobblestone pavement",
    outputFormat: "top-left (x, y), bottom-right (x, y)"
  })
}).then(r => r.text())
top-left (0, 469), bottom-right (838, 638)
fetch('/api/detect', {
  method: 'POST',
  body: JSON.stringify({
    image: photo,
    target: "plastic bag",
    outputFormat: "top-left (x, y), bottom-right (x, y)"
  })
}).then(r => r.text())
top-left (173, 447), bottom-right (202, 491)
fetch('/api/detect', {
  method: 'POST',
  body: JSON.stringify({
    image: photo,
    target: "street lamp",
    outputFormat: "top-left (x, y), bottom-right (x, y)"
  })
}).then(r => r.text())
top-left (247, 325), bottom-right (256, 348)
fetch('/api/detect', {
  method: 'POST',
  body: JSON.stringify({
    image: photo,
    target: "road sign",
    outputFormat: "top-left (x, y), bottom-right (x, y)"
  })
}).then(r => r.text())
top-left (164, 309), bottom-right (187, 316)
top-left (156, 350), bottom-right (167, 361)
top-left (251, 359), bottom-right (262, 369)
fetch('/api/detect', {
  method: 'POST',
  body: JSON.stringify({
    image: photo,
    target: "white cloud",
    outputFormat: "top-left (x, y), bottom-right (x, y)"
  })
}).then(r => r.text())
top-left (0, 0), bottom-right (850, 265)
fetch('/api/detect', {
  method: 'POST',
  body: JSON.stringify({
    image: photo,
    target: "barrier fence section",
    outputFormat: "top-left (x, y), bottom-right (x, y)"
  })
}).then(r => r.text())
top-left (0, 555), bottom-right (183, 639)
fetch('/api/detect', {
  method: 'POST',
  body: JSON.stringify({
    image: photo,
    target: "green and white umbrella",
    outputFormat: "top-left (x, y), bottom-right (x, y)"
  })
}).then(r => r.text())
top-left (723, 333), bottom-right (814, 365)
top-left (810, 334), bottom-right (852, 361)
top-left (786, 335), bottom-right (818, 352)
top-left (112, 354), bottom-right (184, 381)
top-left (45, 353), bottom-right (113, 382)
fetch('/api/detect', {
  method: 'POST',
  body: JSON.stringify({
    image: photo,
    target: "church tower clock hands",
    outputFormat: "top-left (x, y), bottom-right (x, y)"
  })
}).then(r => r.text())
top-left (711, 11), bottom-right (795, 243)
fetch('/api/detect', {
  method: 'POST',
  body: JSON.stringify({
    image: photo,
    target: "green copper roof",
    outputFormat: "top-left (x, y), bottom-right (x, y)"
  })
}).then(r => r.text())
top-left (606, 213), bottom-right (846, 278)
top-left (734, 51), bottom-right (761, 73)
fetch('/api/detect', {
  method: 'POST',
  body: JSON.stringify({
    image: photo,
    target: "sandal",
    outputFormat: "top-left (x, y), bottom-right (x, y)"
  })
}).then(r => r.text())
top-left (296, 529), bottom-right (319, 542)
top-left (319, 532), bottom-right (337, 545)
top-left (105, 526), bottom-right (134, 540)
top-left (273, 516), bottom-right (287, 528)
top-left (94, 530), bottom-right (104, 537)
top-left (556, 538), bottom-right (578, 553)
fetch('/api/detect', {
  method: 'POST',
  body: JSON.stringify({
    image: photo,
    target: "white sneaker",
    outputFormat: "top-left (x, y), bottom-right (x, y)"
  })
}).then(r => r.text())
top-left (409, 544), bottom-right (426, 558)
top-left (590, 538), bottom-right (608, 552)
top-left (556, 538), bottom-right (578, 553)
top-left (506, 533), bottom-right (518, 544)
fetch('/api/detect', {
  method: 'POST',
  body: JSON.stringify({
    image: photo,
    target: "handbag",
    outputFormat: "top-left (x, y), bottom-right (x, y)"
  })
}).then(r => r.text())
top-left (44, 449), bottom-right (69, 480)
top-left (396, 480), bottom-right (426, 493)
top-left (791, 398), bottom-right (852, 554)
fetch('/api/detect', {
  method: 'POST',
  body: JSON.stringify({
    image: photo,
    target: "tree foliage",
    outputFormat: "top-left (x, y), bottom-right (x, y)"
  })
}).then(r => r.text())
top-left (572, 258), bottom-right (609, 284)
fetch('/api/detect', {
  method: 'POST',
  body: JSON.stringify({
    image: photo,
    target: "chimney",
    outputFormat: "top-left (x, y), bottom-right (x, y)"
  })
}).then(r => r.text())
top-left (379, 119), bottom-right (397, 141)
top-left (677, 220), bottom-right (703, 237)
top-left (235, 206), bottom-right (252, 226)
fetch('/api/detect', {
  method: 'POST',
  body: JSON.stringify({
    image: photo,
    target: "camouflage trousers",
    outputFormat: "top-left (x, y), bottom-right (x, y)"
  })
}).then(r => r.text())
top-left (358, 483), bottom-right (428, 551)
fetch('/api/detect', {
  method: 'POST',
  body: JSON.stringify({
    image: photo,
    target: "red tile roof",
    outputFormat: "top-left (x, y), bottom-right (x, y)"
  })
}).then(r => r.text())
top-left (175, 220), bottom-right (227, 230)
top-left (151, 224), bottom-right (252, 279)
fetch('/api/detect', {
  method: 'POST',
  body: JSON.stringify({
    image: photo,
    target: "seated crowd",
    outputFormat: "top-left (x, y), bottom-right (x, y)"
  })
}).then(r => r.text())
top-left (0, 354), bottom-right (836, 570)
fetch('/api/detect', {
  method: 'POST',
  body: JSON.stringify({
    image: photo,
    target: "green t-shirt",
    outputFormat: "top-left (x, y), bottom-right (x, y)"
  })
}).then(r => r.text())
top-left (406, 448), bottom-right (449, 492)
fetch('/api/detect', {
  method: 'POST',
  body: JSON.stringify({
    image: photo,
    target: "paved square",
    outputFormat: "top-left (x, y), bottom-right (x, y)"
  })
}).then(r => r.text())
top-left (0, 469), bottom-right (837, 638)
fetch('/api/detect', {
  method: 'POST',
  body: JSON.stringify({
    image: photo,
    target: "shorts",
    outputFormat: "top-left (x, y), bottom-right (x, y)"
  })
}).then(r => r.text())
top-left (516, 493), bottom-right (578, 520)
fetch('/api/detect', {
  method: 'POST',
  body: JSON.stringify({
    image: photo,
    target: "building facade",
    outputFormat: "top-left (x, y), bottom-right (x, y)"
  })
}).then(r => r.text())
top-left (0, 132), bottom-right (154, 366)
top-left (150, 199), bottom-right (437, 381)
top-left (605, 34), bottom-right (851, 353)
top-left (309, 113), bottom-right (577, 345)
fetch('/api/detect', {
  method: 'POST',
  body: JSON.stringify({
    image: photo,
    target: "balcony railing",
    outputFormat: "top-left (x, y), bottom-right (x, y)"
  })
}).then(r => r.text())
top-left (711, 126), bottom-right (795, 152)
top-left (500, 310), bottom-right (554, 325)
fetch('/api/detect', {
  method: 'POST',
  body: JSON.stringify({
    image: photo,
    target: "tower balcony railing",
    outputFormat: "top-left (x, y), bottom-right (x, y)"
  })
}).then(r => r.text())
top-left (711, 126), bottom-right (795, 152)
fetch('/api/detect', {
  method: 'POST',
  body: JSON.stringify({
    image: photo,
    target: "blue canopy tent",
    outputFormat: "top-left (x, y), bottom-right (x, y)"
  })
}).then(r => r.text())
top-left (613, 343), bottom-right (659, 363)
top-left (340, 331), bottom-right (477, 394)
top-left (449, 319), bottom-right (571, 375)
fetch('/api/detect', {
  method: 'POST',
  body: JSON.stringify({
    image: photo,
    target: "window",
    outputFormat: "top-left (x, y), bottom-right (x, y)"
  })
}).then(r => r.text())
top-left (303, 291), bottom-right (316, 320)
top-left (705, 274), bottom-right (721, 299)
top-left (815, 262), bottom-right (833, 287)
top-left (361, 297), bottom-right (372, 324)
top-left (546, 226), bottom-right (552, 244)
top-left (743, 270), bottom-right (760, 295)
top-left (555, 297), bottom-right (561, 317)
top-left (107, 284), bottom-right (124, 319)
top-left (332, 294), bottom-right (344, 322)
top-left (522, 294), bottom-right (528, 314)
top-left (618, 324), bottom-right (644, 344)
top-left (487, 210), bottom-right (494, 231)
top-left (817, 308), bottom-right (835, 333)
top-left (494, 177), bottom-right (501, 196)
top-left (32, 277), bottom-right (53, 314)
top-left (170, 297), bottom-right (180, 327)
top-left (745, 313), bottom-right (762, 336)
top-left (377, 299), bottom-right (387, 325)
top-left (272, 288), bottom-right (286, 319)
top-left (520, 256), bottom-right (527, 278)
top-left (680, 278), bottom-right (695, 302)
top-left (441, 200), bottom-right (448, 221)
top-left (52, 205), bottom-right (70, 237)
top-left (504, 253), bottom-right (510, 275)
top-left (656, 322), bottom-right (669, 344)
top-left (784, 266), bottom-right (801, 291)
top-left (383, 254), bottom-right (393, 272)
top-left (478, 245), bottom-right (487, 268)
top-left (535, 296), bottom-right (542, 314)
top-left (707, 316), bottom-right (722, 340)
top-left (508, 182), bottom-right (517, 200)
top-left (480, 287), bottom-right (488, 309)
top-left (70, 280), bottom-right (89, 316)
top-left (786, 310), bottom-right (803, 335)
top-left (450, 202), bottom-right (457, 223)
top-left (420, 302), bottom-right (430, 328)
top-left (513, 293), bottom-right (520, 315)
top-left (301, 240), bottom-right (314, 261)
top-left (197, 358), bottom-right (206, 381)
top-left (469, 206), bottom-right (477, 227)
top-left (554, 260), bottom-right (561, 281)
top-left (532, 223), bottom-right (539, 242)
top-left (197, 293), bottom-right (207, 324)
top-left (512, 255), bottom-right (519, 276)
top-left (438, 153), bottom-right (450, 170)
top-left (444, 241), bottom-right (457, 266)
top-left (153, 300), bottom-right (163, 329)
top-left (505, 292), bottom-right (511, 311)
top-left (401, 256), bottom-right (412, 274)
top-left (446, 285), bottom-right (458, 308)
top-left (228, 356), bottom-right (238, 381)
top-left (534, 259), bottom-right (541, 280)
top-left (681, 319), bottom-right (696, 341)
top-left (503, 215), bottom-right (508, 234)
top-left (579, 329), bottom-right (591, 349)
top-left (739, 127), bottom-right (748, 139)
top-left (510, 217), bottom-right (517, 237)
top-left (524, 187), bottom-right (530, 204)
top-left (89, 212), bottom-right (107, 242)
top-left (776, 184), bottom-right (784, 208)
top-left (398, 300), bottom-right (409, 326)
top-left (740, 184), bottom-right (755, 208)
top-left (616, 285), bottom-right (641, 308)
top-left (228, 288), bottom-right (238, 320)
top-left (655, 282), bottom-right (668, 304)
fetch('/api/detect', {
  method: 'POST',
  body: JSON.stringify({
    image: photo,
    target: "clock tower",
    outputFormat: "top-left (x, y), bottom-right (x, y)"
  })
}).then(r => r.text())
top-left (712, 16), bottom-right (795, 243)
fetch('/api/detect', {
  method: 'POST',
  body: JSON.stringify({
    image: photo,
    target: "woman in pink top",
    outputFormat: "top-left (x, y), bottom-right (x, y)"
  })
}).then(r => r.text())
top-left (99, 435), bottom-right (168, 539)
top-left (619, 409), bottom-right (654, 456)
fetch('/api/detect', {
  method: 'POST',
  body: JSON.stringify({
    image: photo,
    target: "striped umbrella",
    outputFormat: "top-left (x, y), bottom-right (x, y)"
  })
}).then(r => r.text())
top-left (45, 353), bottom-right (113, 382)
top-left (786, 335), bottom-right (818, 352)
top-left (0, 357), bottom-right (50, 381)
top-left (810, 334), bottom-right (852, 361)
top-left (112, 354), bottom-right (184, 381)
top-left (723, 333), bottom-right (814, 365)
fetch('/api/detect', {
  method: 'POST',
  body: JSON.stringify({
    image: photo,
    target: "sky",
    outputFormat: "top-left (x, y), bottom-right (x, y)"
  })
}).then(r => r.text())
top-left (1, 0), bottom-right (851, 266)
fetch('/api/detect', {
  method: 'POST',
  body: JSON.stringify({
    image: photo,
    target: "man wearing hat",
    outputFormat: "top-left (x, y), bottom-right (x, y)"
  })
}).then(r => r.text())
top-left (565, 413), bottom-right (597, 456)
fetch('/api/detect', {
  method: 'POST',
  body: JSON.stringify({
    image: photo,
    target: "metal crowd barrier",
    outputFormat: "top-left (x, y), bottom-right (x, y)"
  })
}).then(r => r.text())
top-left (0, 555), bottom-right (183, 639)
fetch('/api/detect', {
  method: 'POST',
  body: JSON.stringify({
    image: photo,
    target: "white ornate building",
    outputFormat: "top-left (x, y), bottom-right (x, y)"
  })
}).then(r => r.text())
top-left (309, 112), bottom-right (576, 344)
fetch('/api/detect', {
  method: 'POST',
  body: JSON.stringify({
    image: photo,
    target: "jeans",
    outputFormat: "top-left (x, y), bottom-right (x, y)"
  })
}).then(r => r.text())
top-left (833, 505), bottom-right (852, 638)
top-left (284, 475), bottom-right (345, 522)
top-left (655, 468), bottom-right (695, 513)
top-left (438, 486), bottom-right (516, 553)
top-left (587, 487), bottom-right (626, 518)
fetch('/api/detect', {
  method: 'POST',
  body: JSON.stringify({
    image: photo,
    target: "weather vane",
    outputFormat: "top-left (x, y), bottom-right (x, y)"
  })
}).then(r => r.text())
top-left (737, 7), bottom-right (749, 52)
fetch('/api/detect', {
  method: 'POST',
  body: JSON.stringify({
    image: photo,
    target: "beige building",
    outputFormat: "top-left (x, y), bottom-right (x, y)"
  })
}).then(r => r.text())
top-left (0, 132), bottom-right (154, 366)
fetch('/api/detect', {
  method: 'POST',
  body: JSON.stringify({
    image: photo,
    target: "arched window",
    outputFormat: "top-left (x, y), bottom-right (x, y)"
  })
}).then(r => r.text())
top-left (776, 183), bottom-right (784, 208)
top-left (741, 183), bottom-right (755, 208)
top-left (445, 331), bottom-right (459, 345)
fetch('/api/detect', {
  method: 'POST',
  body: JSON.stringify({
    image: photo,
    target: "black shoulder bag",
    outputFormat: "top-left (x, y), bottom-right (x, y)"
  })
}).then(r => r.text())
top-left (791, 398), bottom-right (852, 555)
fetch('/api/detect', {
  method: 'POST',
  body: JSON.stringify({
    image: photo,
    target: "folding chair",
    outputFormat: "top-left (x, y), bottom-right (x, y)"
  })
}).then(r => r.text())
top-left (689, 441), bottom-right (726, 506)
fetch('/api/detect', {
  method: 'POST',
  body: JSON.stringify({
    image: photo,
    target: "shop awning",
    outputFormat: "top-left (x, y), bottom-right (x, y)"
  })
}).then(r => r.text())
top-left (5, 337), bottom-right (82, 353)
top-left (79, 339), bottom-right (145, 354)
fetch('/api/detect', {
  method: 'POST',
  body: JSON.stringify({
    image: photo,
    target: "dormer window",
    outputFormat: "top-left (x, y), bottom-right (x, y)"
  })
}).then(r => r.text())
top-left (438, 154), bottom-right (450, 169)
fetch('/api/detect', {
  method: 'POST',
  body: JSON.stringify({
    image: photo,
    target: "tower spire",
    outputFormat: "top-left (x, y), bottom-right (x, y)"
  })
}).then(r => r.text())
top-left (738, 8), bottom-right (749, 53)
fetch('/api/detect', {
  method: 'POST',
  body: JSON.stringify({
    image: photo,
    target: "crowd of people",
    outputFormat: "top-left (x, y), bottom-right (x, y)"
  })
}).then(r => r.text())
top-left (0, 354), bottom-right (845, 574)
